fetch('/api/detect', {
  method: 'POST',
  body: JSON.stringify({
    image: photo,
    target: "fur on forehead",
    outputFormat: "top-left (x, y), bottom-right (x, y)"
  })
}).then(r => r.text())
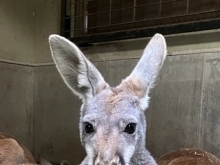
top-left (89, 86), bottom-right (148, 113)
top-left (117, 78), bottom-right (150, 111)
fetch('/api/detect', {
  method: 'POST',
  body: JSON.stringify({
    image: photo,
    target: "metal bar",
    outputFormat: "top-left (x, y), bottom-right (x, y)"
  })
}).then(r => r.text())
top-left (70, 19), bottom-right (220, 46)
top-left (70, 0), bottom-right (93, 5)
top-left (66, 0), bottom-right (184, 19)
top-left (66, 9), bottom-right (220, 32)
top-left (69, 0), bottom-right (72, 22)
top-left (109, 0), bottom-right (112, 24)
top-left (158, 0), bottom-right (162, 17)
top-left (84, 0), bottom-right (88, 34)
top-left (132, 0), bottom-right (136, 21)
top-left (186, 0), bottom-right (189, 14)
top-left (60, 0), bottom-right (67, 36)
top-left (71, 0), bottom-right (75, 37)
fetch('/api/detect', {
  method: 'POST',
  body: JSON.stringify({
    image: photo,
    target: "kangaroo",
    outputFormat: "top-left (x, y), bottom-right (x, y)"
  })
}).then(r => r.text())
top-left (48, 34), bottom-right (167, 165)
top-left (157, 148), bottom-right (220, 165)
top-left (0, 132), bottom-right (71, 165)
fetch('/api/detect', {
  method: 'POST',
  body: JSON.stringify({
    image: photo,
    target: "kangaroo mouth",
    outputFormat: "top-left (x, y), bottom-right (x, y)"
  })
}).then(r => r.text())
top-left (93, 153), bottom-right (125, 165)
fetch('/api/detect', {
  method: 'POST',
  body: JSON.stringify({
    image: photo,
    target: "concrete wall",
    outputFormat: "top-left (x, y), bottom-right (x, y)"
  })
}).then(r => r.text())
top-left (0, 0), bottom-right (34, 64)
top-left (33, 66), bottom-right (85, 163)
top-left (33, 0), bottom-right (61, 64)
top-left (0, 62), bottom-right (33, 151)
top-left (0, 0), bottom-right (60, 157)
top-left (0, 0), bottom-right (35, 152)
top-left (1, 1), bottom-right (220, 165)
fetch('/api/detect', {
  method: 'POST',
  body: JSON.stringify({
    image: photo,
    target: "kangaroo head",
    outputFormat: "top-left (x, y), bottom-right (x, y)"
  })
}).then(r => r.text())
top-left (48, 34), bottom-right (167, 165)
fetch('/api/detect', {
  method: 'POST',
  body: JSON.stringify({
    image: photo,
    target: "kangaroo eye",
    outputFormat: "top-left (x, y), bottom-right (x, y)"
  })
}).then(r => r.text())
top-left (84, 122), bottom-right (94, 134)
top-left (124, 123), bottom-right (136, 134)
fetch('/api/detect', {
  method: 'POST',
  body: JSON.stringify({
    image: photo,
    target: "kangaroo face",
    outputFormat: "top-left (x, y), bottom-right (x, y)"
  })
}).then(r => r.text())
top-left (48, 34), bottom-right (167, 165)
top-left (81, 88), bottom-right (146, 165)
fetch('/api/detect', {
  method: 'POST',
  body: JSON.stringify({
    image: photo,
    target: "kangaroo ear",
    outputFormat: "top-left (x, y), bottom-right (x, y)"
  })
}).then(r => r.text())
top-left (119, 34), bottom-right (167, 110)
top-left (49, 35), bottom-right (108, 104)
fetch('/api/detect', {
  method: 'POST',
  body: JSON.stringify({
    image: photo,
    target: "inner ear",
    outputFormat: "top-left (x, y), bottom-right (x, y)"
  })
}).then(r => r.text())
top-left (120, 77), bottom-right (147, 98)
top-left (49, 35), bottom-right (109, 103)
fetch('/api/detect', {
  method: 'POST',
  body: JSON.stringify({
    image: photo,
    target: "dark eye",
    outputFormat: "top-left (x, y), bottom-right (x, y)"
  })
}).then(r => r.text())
top-left (124, 123), bottom-right (136, 134)
top-left (84, 122), bottom-right (94, 134)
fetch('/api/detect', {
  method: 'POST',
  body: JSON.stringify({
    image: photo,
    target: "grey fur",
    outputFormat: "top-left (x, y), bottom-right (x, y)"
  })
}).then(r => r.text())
top-left (48, 34), bottom-right (167, 165)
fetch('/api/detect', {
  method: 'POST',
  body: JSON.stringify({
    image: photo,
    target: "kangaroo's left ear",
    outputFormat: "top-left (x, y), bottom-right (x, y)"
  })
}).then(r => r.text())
top-left (118, 34), bottom-right (167, 110)
top-left (48, 35), bottom-right (109, 104)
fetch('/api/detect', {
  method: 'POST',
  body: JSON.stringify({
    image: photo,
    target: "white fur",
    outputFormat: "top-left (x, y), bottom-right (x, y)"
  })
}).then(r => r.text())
top-left (85, 144), bottom-right (95, 165)
top-left (123, 145), bottom-right (136, 165)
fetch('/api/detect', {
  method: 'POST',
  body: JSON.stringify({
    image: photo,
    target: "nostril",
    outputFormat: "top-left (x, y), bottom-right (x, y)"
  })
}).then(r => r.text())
top-left (96, 164), bottom-right (100, 165)
top-left (112, 163), bottom-right (117, 165)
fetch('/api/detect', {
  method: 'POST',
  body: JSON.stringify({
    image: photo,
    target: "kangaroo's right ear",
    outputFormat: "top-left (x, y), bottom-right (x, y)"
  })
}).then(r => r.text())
top-left (49, 35), bottom-right (108, 104)
top-left (118, 34), bottom-right (167, 110)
